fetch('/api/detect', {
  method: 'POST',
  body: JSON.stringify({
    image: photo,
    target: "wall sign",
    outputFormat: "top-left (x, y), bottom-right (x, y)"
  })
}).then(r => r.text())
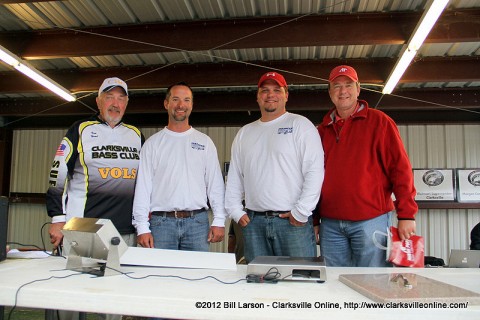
top-left (456, 169), bottom-right (480, 203)
top-left (413, 169), bottom-right (455, 201)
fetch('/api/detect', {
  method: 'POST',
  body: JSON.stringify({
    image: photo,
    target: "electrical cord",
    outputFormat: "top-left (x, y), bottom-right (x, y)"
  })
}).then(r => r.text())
top-left (7, 272), bottom-right (84, 320)
top-left (6, 241), bottom-right (64, 259)
top-left (104, 265), bottom-right (246, 285)
top-left (246, 267), bottom-right (281, 284)
top-left (7, 223), bottom-right (65, 258)
top-left (40, 222), bottom-right (50, 253)
top-left (6, 264), bottom-right (246, 319)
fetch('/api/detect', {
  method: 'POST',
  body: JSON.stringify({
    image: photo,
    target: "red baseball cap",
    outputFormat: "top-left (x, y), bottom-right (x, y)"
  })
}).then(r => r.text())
top-left (258, 71), bottom-right (288, 88)
top-left (328, 65), bottom-right (358, 82)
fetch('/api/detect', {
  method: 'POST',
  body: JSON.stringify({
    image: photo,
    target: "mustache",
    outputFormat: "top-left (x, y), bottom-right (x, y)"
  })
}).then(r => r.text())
top-left (108, 106), bottom-right (120, 112)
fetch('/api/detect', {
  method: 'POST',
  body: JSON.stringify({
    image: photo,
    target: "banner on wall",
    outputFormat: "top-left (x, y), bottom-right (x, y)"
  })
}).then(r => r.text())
top-left (413, 169), bottom-right (455, 201)
top-left (456, 169), bottom-right (480, 203)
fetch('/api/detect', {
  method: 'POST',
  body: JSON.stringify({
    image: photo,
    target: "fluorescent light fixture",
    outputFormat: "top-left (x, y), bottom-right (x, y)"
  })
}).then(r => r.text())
top-left (0, 45), bottom-right (76, 101)
top-left (383, 0), bottom-right (449, 94)
top-left (382, 47), bottom-right (417, 95)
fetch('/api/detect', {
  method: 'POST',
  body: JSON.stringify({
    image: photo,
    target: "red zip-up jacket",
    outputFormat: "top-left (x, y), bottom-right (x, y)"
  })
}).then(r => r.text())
top-left (317, 100), bottom-right (417, 221)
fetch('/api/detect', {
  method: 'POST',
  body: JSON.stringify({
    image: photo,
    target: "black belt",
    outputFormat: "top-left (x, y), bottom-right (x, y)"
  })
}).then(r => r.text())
top-left (151, 209), bottom-right (205, 218)
top-left (246, 209), bottom-right (290, 217)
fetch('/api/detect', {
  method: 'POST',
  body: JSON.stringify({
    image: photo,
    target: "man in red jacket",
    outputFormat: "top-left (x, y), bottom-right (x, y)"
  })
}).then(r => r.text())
top-left (317, 65), bottom-right (417, 267)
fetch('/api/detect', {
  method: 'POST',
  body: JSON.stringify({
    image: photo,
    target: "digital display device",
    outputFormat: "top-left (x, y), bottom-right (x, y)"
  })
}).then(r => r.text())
top-left (247, 256), bottom-right (327, 283)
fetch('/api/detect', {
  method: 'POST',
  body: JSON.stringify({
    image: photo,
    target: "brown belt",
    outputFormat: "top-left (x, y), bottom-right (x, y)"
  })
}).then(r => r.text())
top-left (151, 209), bottom-right (205, 218)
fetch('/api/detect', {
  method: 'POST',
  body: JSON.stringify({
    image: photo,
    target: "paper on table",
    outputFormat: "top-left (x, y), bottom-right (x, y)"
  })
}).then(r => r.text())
top-left (7, 249), bottom-right (51, 259)
top-left (120, 246), bottom-right (237, 270)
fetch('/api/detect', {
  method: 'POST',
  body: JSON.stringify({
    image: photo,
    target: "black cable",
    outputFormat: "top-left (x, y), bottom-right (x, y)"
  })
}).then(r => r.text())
top-left (6, 242), bottom-right (44, 251)
top-left (373, 93), bottom-right (385, 109)
top-left (40, 222), bottom-right (50, 252)
top-left (40, 222), bottom-right (65, 257)
top-left (6, 222), bottom-right (66, 258)
top-left (246, 267), bottom-right (281, 284)
top-left (6, 262), bottom-right (250, 320)
top-left (6, 241), bottom-right (63, 259)
top-left (104, 265), bottom-right (246, 285)
top-left (7, 272), bottom-right (84, 320)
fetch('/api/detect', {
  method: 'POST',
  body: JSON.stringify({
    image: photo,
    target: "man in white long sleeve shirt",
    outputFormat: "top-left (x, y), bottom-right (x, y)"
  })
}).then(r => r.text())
top-left (225, 71), bottom-right (324, 263)
top-left (132, 82), bottom-right (226, 251)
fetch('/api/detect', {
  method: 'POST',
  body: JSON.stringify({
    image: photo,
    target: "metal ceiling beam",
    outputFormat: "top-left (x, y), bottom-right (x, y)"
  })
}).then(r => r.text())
top-left (0, 1), bottom-right (55, 3)
top-left (2, 108), bottom-right (478, 129)
top-left (2, 86), bottom-right (478, 127)
top-left (0, 57), bottom-right (478, 94)
top-left (0, 9), bottom-right (478, 59)
top-left (0, 88), bottom-right (477, 116)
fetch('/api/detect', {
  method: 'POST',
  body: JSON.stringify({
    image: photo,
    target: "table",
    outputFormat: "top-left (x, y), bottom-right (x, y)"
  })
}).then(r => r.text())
top-left (1, 257), bottom-right (479, 319)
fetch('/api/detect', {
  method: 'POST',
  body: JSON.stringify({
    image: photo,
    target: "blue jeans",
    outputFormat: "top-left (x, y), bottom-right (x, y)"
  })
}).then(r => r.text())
top-left (319, 212), bottom-right (392, 267)
top-left (150, 211), bottom-right (209, 251)
top-left (241, 212), bottom-right (317, 263)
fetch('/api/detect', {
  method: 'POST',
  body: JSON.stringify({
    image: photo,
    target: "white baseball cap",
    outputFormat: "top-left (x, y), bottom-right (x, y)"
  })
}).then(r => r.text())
top-left (98, 77), bottom-right (128, 96)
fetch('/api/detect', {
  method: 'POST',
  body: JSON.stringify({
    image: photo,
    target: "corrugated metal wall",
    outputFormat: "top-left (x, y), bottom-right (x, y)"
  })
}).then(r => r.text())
top-left (7, 124), bottom-right (480, 262)
top-left (399, 124), bottom-right (480, 261)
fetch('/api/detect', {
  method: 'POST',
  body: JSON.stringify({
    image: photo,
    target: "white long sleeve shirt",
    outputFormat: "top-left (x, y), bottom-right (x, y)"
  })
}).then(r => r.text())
top-left (225, 112), bottom-right (324, 223)
top-left (132, 127), bottom-right (226, 235)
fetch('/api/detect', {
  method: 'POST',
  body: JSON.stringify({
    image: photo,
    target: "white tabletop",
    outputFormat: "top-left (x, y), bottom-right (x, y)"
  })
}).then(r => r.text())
top-left (1, 257), bottom-right (479, 319)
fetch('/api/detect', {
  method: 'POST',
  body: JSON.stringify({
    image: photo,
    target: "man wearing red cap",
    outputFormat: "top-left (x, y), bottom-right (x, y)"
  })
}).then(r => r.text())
top-left (317, 65), bottom-right (417, 267)
top-left (225, 71), bottom-right (324, 263)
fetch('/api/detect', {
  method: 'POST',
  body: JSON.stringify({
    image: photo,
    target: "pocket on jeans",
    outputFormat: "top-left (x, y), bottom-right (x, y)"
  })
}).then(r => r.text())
top-left (287, 219), bottom-right (307, 229)
top-left (194, 212), bottom-right (208, 225)
top-left (149, 215), bottom-right (166, 227)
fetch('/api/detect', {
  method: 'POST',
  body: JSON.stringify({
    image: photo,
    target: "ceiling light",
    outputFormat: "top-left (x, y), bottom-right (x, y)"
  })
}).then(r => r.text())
top-left (382, 47), bottom-right (417, 95)
top-left (0, 44), bottom-right (76, 102)
top-left (383, 0), bottom-right (449, 94)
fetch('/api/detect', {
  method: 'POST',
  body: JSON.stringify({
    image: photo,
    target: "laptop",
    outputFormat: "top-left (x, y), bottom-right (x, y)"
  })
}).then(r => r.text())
top-left (448, 249), bottom-right (480, 268)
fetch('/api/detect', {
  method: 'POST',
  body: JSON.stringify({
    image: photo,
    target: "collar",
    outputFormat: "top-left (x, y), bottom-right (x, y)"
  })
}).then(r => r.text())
top-left (324, 100), bottom-right (369, 127)
top-left (334, 102), bottom-right (361, 123)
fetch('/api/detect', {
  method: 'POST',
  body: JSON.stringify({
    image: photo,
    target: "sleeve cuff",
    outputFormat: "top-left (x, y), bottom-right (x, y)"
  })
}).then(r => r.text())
top-left (211, 216), bottom-right (226, 227)
top-left (229, 210), bottom-right (247, 223)
top-left (135, 224), bottom-right (151, 236)
top-left (51, 215), bottom-right (66, 224)
top-left (291, 209), bottom-right (309, 224)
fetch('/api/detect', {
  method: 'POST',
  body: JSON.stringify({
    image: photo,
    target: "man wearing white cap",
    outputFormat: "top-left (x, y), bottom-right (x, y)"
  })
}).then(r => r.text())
top-left (225, 71), bottom-right (324, 263)
top-left (317, 65), bottom-right (417, 267)
top-left (46, 77), bottom-right (144, 251)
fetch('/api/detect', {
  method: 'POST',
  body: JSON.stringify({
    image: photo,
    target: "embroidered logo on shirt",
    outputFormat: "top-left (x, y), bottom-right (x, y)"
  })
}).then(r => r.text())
top-left (191, 142), bottom-right (205, 150)
top-left (278, 127), bottom-right (293, 134)
top-left (91, 131), bottom-right (98, 138)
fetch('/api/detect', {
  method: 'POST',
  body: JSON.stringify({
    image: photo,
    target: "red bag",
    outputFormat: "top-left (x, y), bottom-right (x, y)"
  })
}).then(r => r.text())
top-left (387, 226), bottom-right (425, 268)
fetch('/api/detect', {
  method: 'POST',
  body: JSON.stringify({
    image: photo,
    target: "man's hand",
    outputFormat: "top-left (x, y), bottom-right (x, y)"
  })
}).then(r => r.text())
top-left (208, 226), bottom-right (225, 243)
top-left (279, 212), bottom-right (305, 226)
top-left (314, 225), bottom-right (320, 244)
top-left (397, 220), bottom-right (416, 240)
top-left (238, 213), bottom-right (250, 227)
top-left (48, 222), bottom-right (65, 248)
top-left (137, 233), bottom-right (154, 248)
